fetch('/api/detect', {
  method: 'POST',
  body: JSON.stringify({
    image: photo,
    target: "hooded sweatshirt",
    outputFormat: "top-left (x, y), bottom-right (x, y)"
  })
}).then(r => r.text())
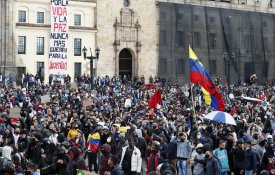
top-left (99, 144), bottom-right (112, 174)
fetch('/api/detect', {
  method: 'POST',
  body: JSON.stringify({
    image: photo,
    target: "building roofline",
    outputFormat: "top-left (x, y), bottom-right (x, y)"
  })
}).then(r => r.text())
top-left (16, 23), bottom-right (97, 31)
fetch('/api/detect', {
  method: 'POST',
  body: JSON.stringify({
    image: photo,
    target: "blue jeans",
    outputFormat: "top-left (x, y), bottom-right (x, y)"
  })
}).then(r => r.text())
top-left (221, 171), bottom-right (228, 175)
top-left (177, 160), bottom-right (188, 175)
top-left (245, 170), bottom-right (253, 175)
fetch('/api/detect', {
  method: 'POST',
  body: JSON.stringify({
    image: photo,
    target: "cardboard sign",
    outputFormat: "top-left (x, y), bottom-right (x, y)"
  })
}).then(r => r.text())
top-left (22, 88), bottom-right (26, 95)
top-left (41, 95), bottom-right (51, 103)
top-left (76, 169), bottom-right (94, 175)
top-left (83, 98), bottom-right (92, 108)
top-left (9, 108), bottom-right (21, 118)
top-left (124, 99), bottom-right (132, 107)
top-left (49, 0), bottom-right (69, 75)
top-left (71, 83), bottom-right (77, 89)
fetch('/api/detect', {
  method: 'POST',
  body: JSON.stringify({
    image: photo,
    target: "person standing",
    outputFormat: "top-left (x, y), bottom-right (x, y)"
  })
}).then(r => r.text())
top-left (119, 137), bottom-right (142, 175)
top-left (191, 143), bottom-right (205, 175)
top-left (213, 140), bottom-right (230, 175)
top-left (205, 150), bottom-right (221, 175)
top-left (171, 132), bottom-right (192, 175)
top-left (241, 136), bottom-right (258, 175)
top-left (105, 155), bottom-right (124, 175)
top-left (230, 139), bottom-right (245, 175)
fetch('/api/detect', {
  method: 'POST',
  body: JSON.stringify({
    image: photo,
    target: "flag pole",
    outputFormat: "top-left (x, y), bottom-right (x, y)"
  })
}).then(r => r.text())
top-left (190, 83), bottom-right (197, 126)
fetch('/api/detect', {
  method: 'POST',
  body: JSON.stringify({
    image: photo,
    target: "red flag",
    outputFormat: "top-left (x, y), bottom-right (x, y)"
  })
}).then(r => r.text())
top-left (148, 89), bottom-right (162, 109)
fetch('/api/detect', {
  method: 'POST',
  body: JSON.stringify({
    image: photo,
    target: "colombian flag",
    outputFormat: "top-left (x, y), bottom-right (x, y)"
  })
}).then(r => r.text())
top-left (86, 132), bottom-right (100, 152)
top-left (189, 46), bottom-right (225, 111)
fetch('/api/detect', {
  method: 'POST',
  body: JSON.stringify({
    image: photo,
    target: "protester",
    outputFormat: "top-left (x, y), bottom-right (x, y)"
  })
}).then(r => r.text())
top-left (171, 132), bottom-right (192, 175)
top-left (119, 137), bottom-right (142, 175)
top-left (205, 150), bottom-right (221, 175)
top-left (213, 140), bottom-right (230, 175)
top-left (0, 74), bottom-right (273, 175)
top-left (242, 136), bottom-right (258, 175)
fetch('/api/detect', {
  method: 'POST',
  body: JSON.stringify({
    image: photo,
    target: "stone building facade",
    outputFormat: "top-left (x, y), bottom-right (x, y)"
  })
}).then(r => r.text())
top-left (96, 0), bottom-right (159, 79)
top-left (157, 0), bottom-right (275, 84)
top-left (1, 0), bottom-right (275, 84)
top-left (0, 0), bottom-right (17, 81)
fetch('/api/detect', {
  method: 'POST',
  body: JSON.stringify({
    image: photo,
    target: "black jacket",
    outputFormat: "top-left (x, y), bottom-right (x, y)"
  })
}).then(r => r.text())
top-left (243, 148), bottom-right (258, 173)
top-left (230, 147), bottom-right (245, 169)
top-left (167, 141), bottom-right (177, 160)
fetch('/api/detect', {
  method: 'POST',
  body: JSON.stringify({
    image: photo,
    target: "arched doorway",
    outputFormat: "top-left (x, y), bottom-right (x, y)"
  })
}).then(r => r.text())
top-left (119, 48), bottom-right (132, 78)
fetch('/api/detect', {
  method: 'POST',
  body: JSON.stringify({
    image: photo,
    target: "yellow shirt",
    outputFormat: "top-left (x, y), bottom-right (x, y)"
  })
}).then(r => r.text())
top-left (67, 129), bottom-right (78, 140)
top-left (119, 126), bottom-right (130, 134)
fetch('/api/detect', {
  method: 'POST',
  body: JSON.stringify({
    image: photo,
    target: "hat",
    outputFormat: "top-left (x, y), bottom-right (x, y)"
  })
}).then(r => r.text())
top-left (113, 124), bottom-right (120, 127)
top-left (102, 126), bottom-right (108, 130)
top-left (236, 139), bottom-right (244, 145)
top-left (97, 122), bottom-right (105, 126)
top-left (243, 135), bottom-right (252, 144)
top-left (258, 135), bottom-right (267, 145)
top-left (196, 143), bottom-right (203, 149)
top-left (267, 135), bottom-right (273, 139)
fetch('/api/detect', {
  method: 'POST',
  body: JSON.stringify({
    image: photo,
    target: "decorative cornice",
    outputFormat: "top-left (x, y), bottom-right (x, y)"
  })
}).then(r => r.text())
top-left (16, 23), bottom-right (97, 31)
top-left (70, 0), bottom-right (96, 3)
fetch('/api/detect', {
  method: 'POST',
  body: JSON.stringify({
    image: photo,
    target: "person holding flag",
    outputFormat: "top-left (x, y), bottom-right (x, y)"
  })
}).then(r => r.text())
top-left (86, 127), bottom-right (101, 173)
top-left (189, 45), bottom-right (225, 111)
top-left (148, 88), bottom-right (162, 109)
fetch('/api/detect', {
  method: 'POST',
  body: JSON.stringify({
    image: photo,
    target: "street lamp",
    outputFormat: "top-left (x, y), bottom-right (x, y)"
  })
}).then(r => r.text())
top-left (82, 46), bottom-right (100, 90)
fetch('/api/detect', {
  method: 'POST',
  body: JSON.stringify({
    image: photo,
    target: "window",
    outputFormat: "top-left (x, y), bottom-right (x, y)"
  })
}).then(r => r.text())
top-left (209, 33), bottom-right (217, 49)
top-left (159, 58), bottom-right (167, 74)
top-left (160, 12), bottom-right (166, 20)
top-left (177, 31), bottom-right (184, 46)
top-left (194, 32), bottom-right (201, 48)
top-left (160, 30), bottom-right (166, 45)
top-left (194, 15), bottom-right (199, 22)
top-left (210, 17), bottom-right (215, 23)
top-left (36, 37), bottom-right (44, 55)
top-left (74, 63), bottom-right (82, 76)
top-left (74, 38), bottom-right (82, 56)
top-left (177, 59), bottom-right (185, 74)
top-left (74, 14), bottom-right (81, 26)
top-left (37, 12), bottom-right (44, 23)
top-left (18, 10), bottom-right (26, 22)
top-left (244, 34), bottom-right (251, 50)
top-left (263, 21), bottom-right (267, 27)
top-left (18, 36), bottom-right (26, 54)
top-left (225, 16), bottom-right (231, 25)
top-left (177, 13), bottom-right (183, 20)
top-left (36, 62), bottom-right (44, 76)
top-left (209, 60), bottom-right (217, 74)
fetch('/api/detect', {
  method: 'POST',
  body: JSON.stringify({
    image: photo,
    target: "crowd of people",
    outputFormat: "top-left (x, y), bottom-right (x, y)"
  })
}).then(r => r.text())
top-left (0, 74), bottom-right (274, 175)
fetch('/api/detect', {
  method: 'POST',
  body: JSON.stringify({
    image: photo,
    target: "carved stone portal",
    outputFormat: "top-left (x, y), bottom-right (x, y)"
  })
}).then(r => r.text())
top-left (113, 8), bottom-right (141, 76)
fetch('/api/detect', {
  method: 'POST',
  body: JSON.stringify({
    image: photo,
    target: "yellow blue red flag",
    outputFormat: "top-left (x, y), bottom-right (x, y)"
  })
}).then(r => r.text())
top-left (189, 46), bottom-right (225, 111)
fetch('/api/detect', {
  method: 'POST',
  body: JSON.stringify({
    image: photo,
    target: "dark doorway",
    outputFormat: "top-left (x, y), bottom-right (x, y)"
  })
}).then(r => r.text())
top-left (119, 48), bottom-right (132, 78)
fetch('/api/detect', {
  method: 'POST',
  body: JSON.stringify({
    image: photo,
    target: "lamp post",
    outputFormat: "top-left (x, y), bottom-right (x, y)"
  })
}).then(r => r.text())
top-left (82, 46), bottom-right (100, 90)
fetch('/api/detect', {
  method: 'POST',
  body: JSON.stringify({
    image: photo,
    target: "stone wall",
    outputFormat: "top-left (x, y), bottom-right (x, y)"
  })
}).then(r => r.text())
top-left (97, 0), bottom-right (159, 81)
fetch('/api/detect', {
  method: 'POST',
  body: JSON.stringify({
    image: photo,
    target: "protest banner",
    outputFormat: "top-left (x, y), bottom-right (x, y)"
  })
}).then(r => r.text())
top-left (49, 0), bottom-right (69, 75)
top-left (41, 95), bottom-right (51, 103)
